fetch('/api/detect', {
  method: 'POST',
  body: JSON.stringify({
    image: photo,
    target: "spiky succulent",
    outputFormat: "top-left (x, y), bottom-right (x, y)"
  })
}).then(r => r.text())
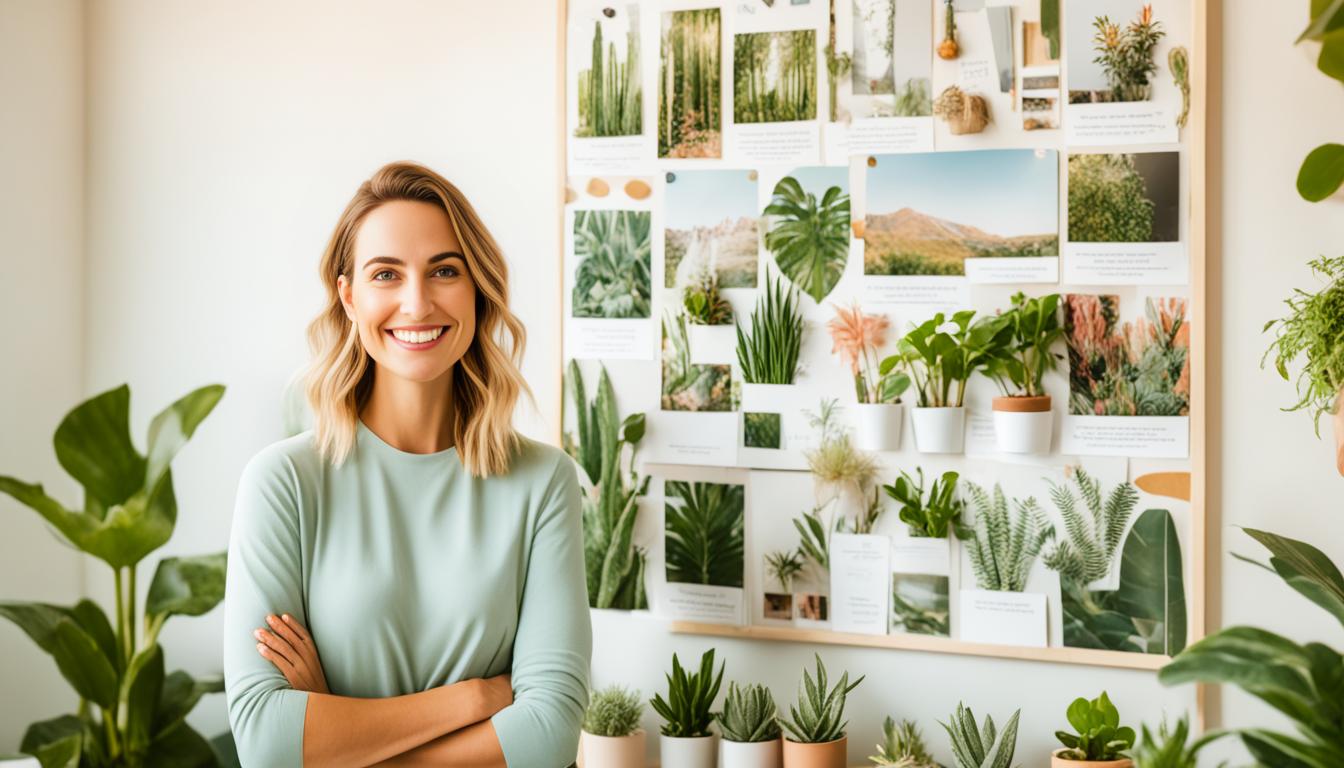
top-left (649, 649), bottom-right (724, 737)
top-left (870, 716), bottom-right (941, 767)
top-left (956, 482), bottom-right (1051, 592)
top-left (1041, 468), bottom-right (1139, 585)
top-left (717, 682), bottom-right (782, 742)
top-left (1128, 714), bottom-right (1225, 768)
top-left (780, 654), bottom-right (865, 743)
top-left (940, 703), bottom-right (1020, 768)
top-left (583, 685), bottom-right (644, 737)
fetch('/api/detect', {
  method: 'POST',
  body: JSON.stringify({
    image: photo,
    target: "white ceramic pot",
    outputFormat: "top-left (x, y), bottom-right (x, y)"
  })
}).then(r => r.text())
top-left (582, 728), bottom-right (647, 768)
top-left (852, 402), bottom-right (903, 451)
top-left (911, 406), bottom-right (965, 453)
top-left (721, 737), bottom-right (782, 768)
top-left (740, 382), bottom-right (799, 413)
top-left (661, 733), bottom-right (719, 768)
top-left (991, 395), bottom-right (1053, 454)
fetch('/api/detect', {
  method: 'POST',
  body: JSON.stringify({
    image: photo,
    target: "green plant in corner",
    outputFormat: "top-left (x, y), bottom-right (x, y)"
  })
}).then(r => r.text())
top-left (940, 703), bottom-right (1020, 768)
top-left (1293, 1), bottom-right (1344, 202)
top-left (736, 273), bottom-right (805, 384)
top-left (956, 482), bottom-right (1050, 593)
top-left (583, 685), bottom-right (644, 737)
top-left (985, 292), bottom-right (1063, 400)
top-left (650, 649), bottom-right (725, 738)
top-left (1262, 254), bottom-right (1344, 437)
top-left (883, 468), bottom-right (963, 539)
top-left (780, 654), bottom-right (864, 744)
top-left (869, 716), bottom-right (941, 767)
top-left (717, 681), bottom-right (782, 742)
top-left (765, 549), bottom-right (806, 593)
top-left (564, 361), bottom-right (651, 610)
top-left (1127, 714), bottom-right (1225, 768)
top-left (1053, 691), bottom-right (1135, 762)
top-left (0, 383), bottom-right (229, 768)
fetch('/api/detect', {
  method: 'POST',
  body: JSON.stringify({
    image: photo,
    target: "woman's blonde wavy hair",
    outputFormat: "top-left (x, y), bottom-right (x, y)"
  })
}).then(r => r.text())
top-left (302, 161), bottom-right (532, 477)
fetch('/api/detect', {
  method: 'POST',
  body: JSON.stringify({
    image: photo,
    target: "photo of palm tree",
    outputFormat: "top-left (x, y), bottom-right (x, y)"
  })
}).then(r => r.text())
top-left (851, 0), bottom-right (932, 118)
top-left (764, 166), bottom-right (851, 303)
top-left (572, 209), bottom-right (652, 318)
top-left (664, 169), bottom-right (759, 289)
top-left (574, 4), bottom-right (642, 138)
top-left (659, 8), bottom-right (722, 158)
top-left (734, 30), bottom-right (817, 124)
top-left (863, 149), bottom-right (1059, 276)
top-left (1063, 294), bottom-right (1190, 416)
top-left (665, 479), bottom-right (745, 588)
top-left (661, 311), bottom-right (734, 412)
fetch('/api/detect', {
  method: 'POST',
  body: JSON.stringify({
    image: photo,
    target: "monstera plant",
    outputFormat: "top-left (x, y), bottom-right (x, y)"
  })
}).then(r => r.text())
top-left (0, 383), bottom-right (228, 767)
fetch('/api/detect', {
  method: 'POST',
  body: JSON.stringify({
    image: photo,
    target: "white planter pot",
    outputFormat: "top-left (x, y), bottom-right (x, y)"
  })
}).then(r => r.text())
top-left (689, 323), bottom-right (737, 365)
top-left (661, 733), bottom-right (719, 768)
top-left (740, 382), bottom-right (799, 413)
top-left (911, 406), bottom-right (965, 453)
top-left (721, 737), bottom-right (782, 768)
top-left (582, 728), bottom-right (647, 768)
top-left (991, 395), bottom-right (1053, 454)
top-left (852, 402), bottom-right (903, 451)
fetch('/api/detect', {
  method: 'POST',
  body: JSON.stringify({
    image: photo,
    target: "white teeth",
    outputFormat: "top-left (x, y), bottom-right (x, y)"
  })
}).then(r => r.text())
top-left (391, 327), bottom-right (444, 344)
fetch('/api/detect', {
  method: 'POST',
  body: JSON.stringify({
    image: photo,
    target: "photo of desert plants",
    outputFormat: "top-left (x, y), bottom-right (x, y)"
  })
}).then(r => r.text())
top-left (665, 479), bottom-right (745, 588)
top-left (1063, 294), bottom-right (1190, 416)
top-left (572, 209), bottom-right (652, 318)
top-left (764, 166), bottom-right (851, 303)
top-left (890, 573), bottom-right (949, 636)
top-left (659, 8), bottom-right (722, 158)
top-left (1066, 0), bottom-right (1165, 103)
top-left (574, 4), bottom-right (642, 138)
top-left (851, 0), bottom-right (932, 118)
top-left (863, 149), bottom-right (1059, 276)
top-left (734, 29), bottom-right (817, 124)
top-left (1068, 151), bottom-right (1179, 242)
top-left (664, 170), bottom-right (759, 289)
top-left (662, 311), bottom-right (734, 412)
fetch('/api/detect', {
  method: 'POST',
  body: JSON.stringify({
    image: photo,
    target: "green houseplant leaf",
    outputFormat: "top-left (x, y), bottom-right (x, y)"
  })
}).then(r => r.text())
top-left (1297, 144), bottom-right (1344, 202)
top-left (649, 649), bottom-right (725, 737)
top-left (1114, 509), bottom-right (1188, 655)
top-left (764, 175), bottom-right (851, 304)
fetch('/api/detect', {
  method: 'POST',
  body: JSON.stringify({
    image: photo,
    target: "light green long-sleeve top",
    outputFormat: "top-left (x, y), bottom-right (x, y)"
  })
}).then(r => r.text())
top-left (222, 419), bottom-right (591, 767)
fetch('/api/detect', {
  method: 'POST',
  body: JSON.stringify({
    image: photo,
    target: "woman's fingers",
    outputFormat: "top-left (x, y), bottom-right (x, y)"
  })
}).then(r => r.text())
top-left (254, 627), bottom-right (296, 663)
top-left (256, 638), bottom-right (302, 686)
top-left (281, 613), bottom-right (314, 645)
top-left (267, 613), bottom-right (309, 652)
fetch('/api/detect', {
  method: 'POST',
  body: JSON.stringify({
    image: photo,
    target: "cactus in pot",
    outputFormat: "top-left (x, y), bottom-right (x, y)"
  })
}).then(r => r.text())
top-left (718, 682), bottom-right (782, 767)
top-left (582, 685), bottom-right (647, 768)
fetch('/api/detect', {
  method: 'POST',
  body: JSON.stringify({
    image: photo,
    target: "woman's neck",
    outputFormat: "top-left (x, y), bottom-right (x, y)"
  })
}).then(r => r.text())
top-left (359, 368), bottom-right (456, 454)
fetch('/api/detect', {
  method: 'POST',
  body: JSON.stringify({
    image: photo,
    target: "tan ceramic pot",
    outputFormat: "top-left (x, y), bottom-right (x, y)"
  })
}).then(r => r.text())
top-left (782, 736), bottom-right (846, 768)
top-left (1050, 749), bottom-right (1133, 768)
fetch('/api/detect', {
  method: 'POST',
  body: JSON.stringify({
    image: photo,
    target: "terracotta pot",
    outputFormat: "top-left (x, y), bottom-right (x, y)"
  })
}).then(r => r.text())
top-left (1049, 749), bottom-right (1134, 768)
top-left (911, 406), bottom-right (965, 453)
top-left (782, 736), bottom-right (846, 768)
top-left (581, 728), bottom-right (647, 768)
top-left (1334, 386), bottom-right (1344, 477)
top-left (853, 402), bottom-right (903, 450)
top-left (991, 395), bottom-right (1053, 454)
top-left (721, 737), bottom-right (782, 768)
top-left (661, 733), bottom-right (718, 768)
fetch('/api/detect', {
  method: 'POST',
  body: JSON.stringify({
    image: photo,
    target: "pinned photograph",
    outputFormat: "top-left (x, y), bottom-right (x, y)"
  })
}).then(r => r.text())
top-left (1020, 19), bottom-right (1061, 131)
top-left (734, 30), bottom-right (818, 124)
top-left (1063, 295), bottom-right (1190, 417)
top-left (665, 170), bottom-right (759, 289)
top-left (850, 0), bottom-right (932, 118)
top-left (1068, 152), bottom-right (1179, 243)
top-left (572, 210), bottom-right (652, 318)
top-left (744, 412), bottom-right (782, 449)
top-left (664, 480), bottom-right (745, 588)
top-left (890, 573), bottom-right (949, 636)
top-left (573, 3), bottom-right (642, 138)
top-left (764, 166), bottom-right (851, 303)
top-left (659, 8), bottom-right (723, 158)
top-left (764, 592), bottom-right (793, 619)
top-left (661, 312), bottom-right (734, 412)
top-left (797, 592), bottom-right (829, 621)
top-left (1067, 2), bottom-right (1165, 104)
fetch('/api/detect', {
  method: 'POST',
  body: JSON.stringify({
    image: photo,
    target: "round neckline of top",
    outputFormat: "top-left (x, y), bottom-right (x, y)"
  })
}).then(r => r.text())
top-left (357, 418), bottom-right (459, 461)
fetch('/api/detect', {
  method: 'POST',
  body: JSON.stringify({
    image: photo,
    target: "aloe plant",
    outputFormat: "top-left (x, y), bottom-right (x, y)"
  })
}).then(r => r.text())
top-left (572, 209), bottom-right (652, 319)
top-left (940, 703), bottom-right (1020, 768)
top-left (717, 681), bottom-right (781, 742)
top-left (583, 685), bottom-right (644, 737)
top-left (956, 482), bottom-right (1050, 593)
top-left (870, 716), bottom-right (940, 767)
top-left (1053, 691), bottom-right (1135, 761)
top-left (664, 480), bottom-right (744, 588)
top-left (780, 653), bottom-right (864, 743)
top-left (0, 384), bottom-right (229, 767)
top-left (1127, 714), bottom-right (1225, 768)
top-left (564, 361), bottom-right (651, 610)
top-left (883, 468), bottom-right (963, 538)
top-left (650, 649), bottom-right (725, 737)
top-left (736, 273), bottom-right (805, 384)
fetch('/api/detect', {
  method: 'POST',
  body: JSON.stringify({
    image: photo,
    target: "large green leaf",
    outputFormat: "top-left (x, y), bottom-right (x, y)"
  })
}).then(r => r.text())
top-left (143, 385), bottom-right (225, 496)
top-left (1059, 583), bottom-right (1142, 653)
top-left (50, 619), bottom-right (119, 708)
top-left (1319, 29), bottom-right (1344, 83)
top-left (154, 671), bottom-right (224, 739)
top-left (19, 715), bottom-right (82, 758)
top-left (1243, 527), bottom-right (1344, 629)
top-left (146, 722), bottom-right (219, 768)
top-left (1115, 509), bottom-right (1188, 655)
top-left (70, 599), bottom-right (120, 674)
top-left (1301, 0), bottom-right (1344, 41)
top-left (1297, 144), bottom-right (1344, 202)
top-left (121, 644), bottom-right (166, 757)
top-left (146, 552), bottom-right (227, 622)
top-left (32, 735), bottom-right (81, 768)
top-left (53, 384), bottom-right (145, 510)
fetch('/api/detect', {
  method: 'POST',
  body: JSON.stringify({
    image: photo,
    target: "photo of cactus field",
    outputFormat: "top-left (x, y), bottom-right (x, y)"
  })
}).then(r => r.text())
top-left (574, 4), bottom-right (642, 138)
top-left (1063, 294), bottom-right (1190, 416)
top-left (659, 8), bottom-right (722, 158)
top-left (733, 29), bottom-right (817, 124)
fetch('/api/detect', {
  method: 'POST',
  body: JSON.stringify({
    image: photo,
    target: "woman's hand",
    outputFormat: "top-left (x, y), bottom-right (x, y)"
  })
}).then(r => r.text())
top-left (254, 613), bottom-right (330, 694)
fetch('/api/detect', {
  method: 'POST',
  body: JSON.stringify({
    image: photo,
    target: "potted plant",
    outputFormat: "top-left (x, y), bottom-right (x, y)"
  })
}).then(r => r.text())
top-left (940, 703), bottom-right (1020, 768)
top-left (1127, 714), bottom-right (1225, 768)
top-left (985, 292), bottom-right (1063, 454)
top-left (890, 310), bottom-right (1005, 453)
top-left (780, 654), bottom-right (864, 768)
top-left (1051, 691), bottom-right (1136, 768)
top-left (1263, 254), bottom-right (1344, 476)
top-left (957, 482), bottom-right (1051, 594)
top-left (0, 384), bottom-right (232, 766)
top-left (737, 274), bottom-right (806, 412)
top-left (869, 717), bottom-right (940, 767)
top-left (582, 685), bottom-right (647, 768)
top-left (802, 398), bottom-right (880, 523)
top-left (651, 649), bottom-right (725, 768)
top-left (685, 265), bottom-right (737, 365)
top-left (717, 682), bottom-right (782, 767)
top-left (882, 468), bottom-right (962, 539)
top-left (827, 302), bottom-right (911, 450)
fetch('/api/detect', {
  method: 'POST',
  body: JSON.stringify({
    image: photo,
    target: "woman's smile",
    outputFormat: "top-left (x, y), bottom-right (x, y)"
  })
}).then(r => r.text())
top-left (386, 324), bottom-right (450, 350)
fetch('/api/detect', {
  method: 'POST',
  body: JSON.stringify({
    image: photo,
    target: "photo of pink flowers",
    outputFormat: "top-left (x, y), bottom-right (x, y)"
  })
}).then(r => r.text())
top-left (1063, 294), bottom-right (1190, 416)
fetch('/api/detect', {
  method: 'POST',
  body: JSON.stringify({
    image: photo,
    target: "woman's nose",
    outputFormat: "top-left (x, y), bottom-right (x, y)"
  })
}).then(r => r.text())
top-left (398, 276), bottom-right (433, 318)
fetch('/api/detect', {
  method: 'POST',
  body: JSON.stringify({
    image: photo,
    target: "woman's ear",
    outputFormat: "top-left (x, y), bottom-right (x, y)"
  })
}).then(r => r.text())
top-left (336, 274), bottom-right (356, 322)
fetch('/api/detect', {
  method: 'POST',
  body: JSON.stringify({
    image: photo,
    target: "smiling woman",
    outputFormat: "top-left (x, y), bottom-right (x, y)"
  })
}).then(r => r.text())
top-left (222, 161), bottom-right (591, 768)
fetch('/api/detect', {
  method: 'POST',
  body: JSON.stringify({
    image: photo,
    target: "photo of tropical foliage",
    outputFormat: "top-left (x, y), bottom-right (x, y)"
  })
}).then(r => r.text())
top-left (665, 479), bottom-right (745, 588)
top-left (662, 311), bottom-right (734, 412)
top-left (572, 209), bottom-right (652, 318)
top-left (734, 30), bottom-right (817, 124)
top-left (659, 9), bottom-right (722, 158)
top-left (864, 150), bottom-right (1058, 276)
top-left (1067, 152), bottom-right (1179, 243)
top-left (764, 166), bottom-right (850, 303)
top-left (1063, 295), bottom-right (1190, 417)
top-left (891, 573), bottom-right (949, 636)
top-left (744, 412), bottom-right (782, 448)
top-left (852, 0), bottom-right (932, 118)
top-left (664, 170), bottom-right (759, 289)
top-left (1066, 1), bottom-right (1165, 103)
top-left (574, 4), bottom-right (642, 138)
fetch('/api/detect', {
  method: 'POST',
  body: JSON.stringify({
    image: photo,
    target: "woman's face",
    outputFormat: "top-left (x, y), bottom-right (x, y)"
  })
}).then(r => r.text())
top-left (337, 200), bottom-right (477, 384)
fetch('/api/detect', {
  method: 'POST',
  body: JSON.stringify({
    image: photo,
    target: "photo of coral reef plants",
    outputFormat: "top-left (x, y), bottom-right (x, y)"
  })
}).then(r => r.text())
top-left (662, 311), bottom-right (734, 412)
top-left (1068, 152), bottom-right (1179, 242)
top-left (665, 479), bottom-right (746, 588)
top-left (572, 209), bottom-right (652, 319)
top-left (734, 29), bottom-right (817, 124)
top-left (574, 4), bottom-right (642, 138)
top-left (852, 0), bottom-right (933, 117)
top-left (764, 166), bottom-right (851, 303)
top-left (659, 8), bottom-right (722, 158)
top-left (664, 169), bottom-right (759, 289)
top-left (1063, 294), bottom-right (1190, 416)
top-left (864, 149), bottom-right (1059, 276)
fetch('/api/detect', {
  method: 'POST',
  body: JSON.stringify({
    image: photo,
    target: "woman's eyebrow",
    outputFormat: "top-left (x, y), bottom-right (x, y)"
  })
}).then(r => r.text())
top-left (363, 251), bottom-right (465, 268)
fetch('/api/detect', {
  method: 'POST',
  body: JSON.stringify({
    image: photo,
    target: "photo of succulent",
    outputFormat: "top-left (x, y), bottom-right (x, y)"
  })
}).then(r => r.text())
top-left (1063, 295), bottom-right (1190, 417)
top-left (572, 209), bottom-right (652, 319)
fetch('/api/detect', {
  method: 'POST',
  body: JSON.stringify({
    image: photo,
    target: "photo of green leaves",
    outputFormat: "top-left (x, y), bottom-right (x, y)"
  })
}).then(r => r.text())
top-left (891, 573), bottom-right (949, 636)
top-left (574, 4), bottom-right (642, 138)
top-left (744, 412), bottom-right (782, 449)
top-left (764, 166), bottom-right (851, 303)
top-left (1063, 295), bottom-right (1190, 417)
top-left (733, 30), bottom-right (817, 124)
top-left (1066, 1), bottom-right (1165, 103)
top-left (665, 479), bottom-right (745, 588)
top-left (1067, 151), bottom-right (1179, 243)
top-left (659, 8), bottom-right (722, 158)
top-left (662, 311), bottom-right (734, 412)
top-left (572, 209), bottom-right (652, 319)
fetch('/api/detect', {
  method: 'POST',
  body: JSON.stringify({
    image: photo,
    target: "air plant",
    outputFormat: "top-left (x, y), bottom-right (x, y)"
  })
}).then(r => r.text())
top-left (828, 302), bottom-right (911, 404)
top-left (765, 549), bottom-right (806, 593)
top-left (869, 717), bottom-right (940, 768)
top-left (803, 398), bottom-right (881, 513)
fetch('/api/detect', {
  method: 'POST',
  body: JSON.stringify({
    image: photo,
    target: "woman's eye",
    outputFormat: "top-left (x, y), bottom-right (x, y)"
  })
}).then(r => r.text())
top-left (373, 270), bottom-right (396, 281)
top-left (435, 266), bottom-right (460, 278)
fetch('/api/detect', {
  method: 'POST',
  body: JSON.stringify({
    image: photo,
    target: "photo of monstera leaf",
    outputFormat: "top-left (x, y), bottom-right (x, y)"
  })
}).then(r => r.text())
top-left (764, 169), bottom-right (851, 304)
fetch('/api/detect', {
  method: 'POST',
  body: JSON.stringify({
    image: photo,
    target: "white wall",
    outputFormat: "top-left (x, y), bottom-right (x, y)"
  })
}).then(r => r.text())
top-left (0, 0), bottom-right (89, 751)
top-left (3, 0), bottom-right (1344, 763)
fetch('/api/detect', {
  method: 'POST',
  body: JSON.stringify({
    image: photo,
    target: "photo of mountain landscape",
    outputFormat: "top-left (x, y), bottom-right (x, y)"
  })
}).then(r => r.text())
top-left (664, 169), bottom-right (759, 289)
top-left (863, 149), bottom-right (1059, 276)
